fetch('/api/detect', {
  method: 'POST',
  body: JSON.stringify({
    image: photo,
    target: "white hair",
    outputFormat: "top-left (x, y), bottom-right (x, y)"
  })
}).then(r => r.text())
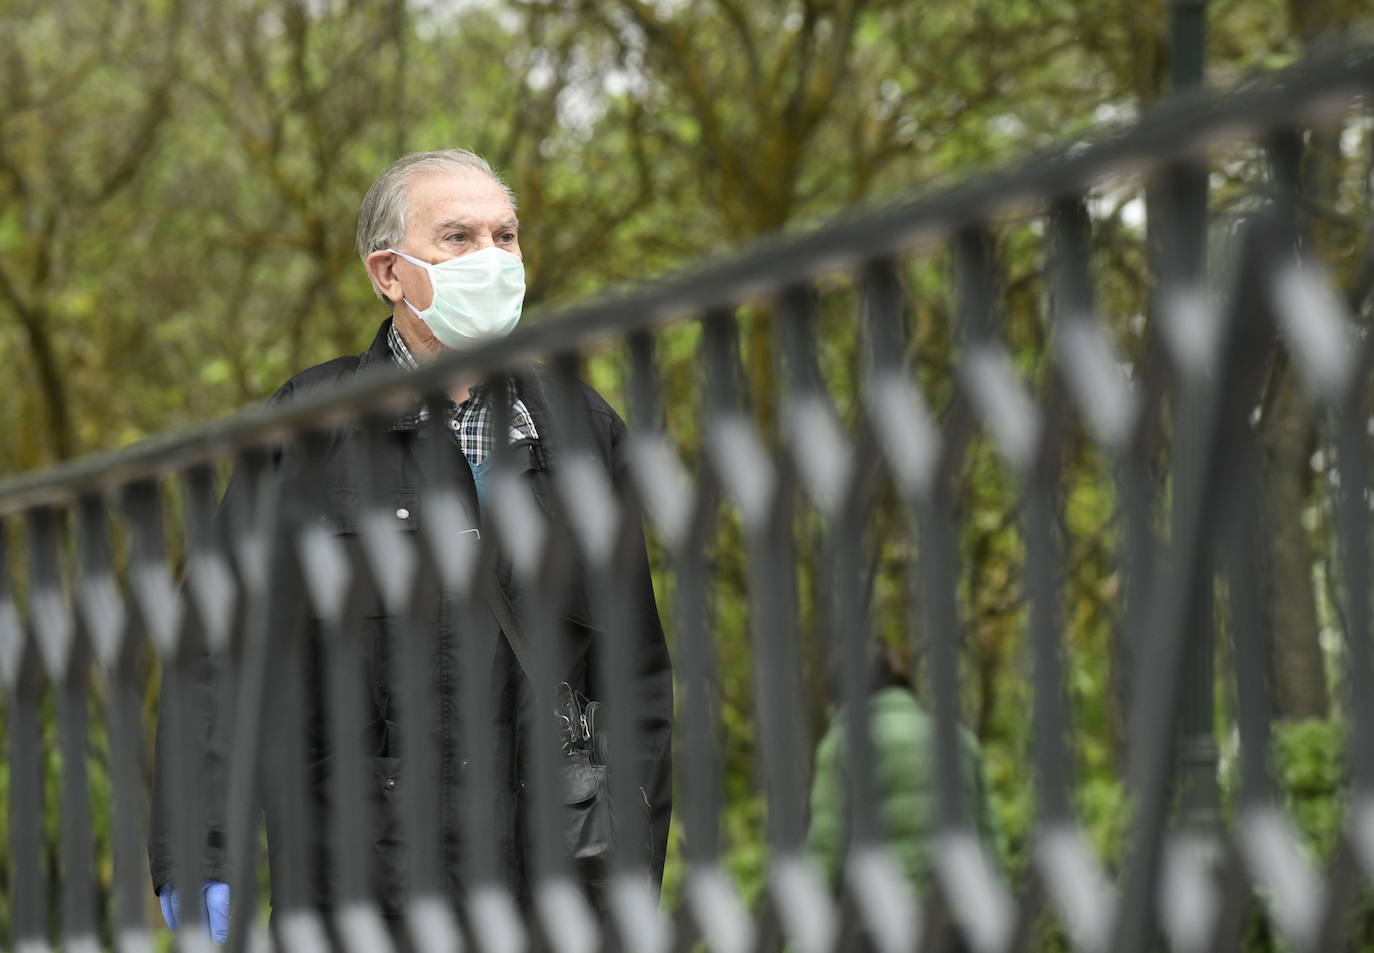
top-left (356, 149), bottom-right (517, 302)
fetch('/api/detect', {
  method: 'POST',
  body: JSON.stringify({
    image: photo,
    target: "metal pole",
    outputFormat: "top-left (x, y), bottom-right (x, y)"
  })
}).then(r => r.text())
top-left (1171, 0), bottom-right (1208, 89)
top-left (1169, 0), bottom-right (1221, 835)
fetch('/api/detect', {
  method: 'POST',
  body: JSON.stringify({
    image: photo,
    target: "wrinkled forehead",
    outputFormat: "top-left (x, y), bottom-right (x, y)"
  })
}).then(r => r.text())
top-left (402, 169), bottom-right (515, 234)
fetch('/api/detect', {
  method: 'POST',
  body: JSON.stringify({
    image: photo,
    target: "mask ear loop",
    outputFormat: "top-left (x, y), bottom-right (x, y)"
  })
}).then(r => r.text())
top-left (388, 249), bottom-right (436, 320)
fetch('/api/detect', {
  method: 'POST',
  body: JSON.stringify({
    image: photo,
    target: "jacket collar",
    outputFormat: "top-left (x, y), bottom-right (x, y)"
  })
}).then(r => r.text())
top-left (364, 318), bottom-right (558, 464)
top-left (360, 317), bottom-right (395, 373)
top-left (358, 318), bottom-right (429, 432)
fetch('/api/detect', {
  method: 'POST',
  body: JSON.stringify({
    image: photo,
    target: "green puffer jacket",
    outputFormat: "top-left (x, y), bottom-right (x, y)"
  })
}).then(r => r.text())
top-left (806, 686), bottom-right (1003, 888)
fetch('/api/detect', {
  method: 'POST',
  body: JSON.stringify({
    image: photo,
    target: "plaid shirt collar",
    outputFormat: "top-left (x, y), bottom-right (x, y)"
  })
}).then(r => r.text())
top-left (386, 321), bottom-right (538, 466)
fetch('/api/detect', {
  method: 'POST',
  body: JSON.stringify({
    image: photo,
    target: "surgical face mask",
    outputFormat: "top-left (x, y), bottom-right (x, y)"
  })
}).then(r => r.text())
top-left (388, 246), bottom-right (525, 349)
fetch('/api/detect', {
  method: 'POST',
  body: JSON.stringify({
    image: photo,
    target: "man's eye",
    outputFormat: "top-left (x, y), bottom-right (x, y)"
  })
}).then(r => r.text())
top-left (445, 233), bottom-right (466, 243)
top-left (500, 232), bottom-right (517, 242)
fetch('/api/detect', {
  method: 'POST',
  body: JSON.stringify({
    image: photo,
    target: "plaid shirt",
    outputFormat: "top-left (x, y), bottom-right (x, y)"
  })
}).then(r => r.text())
top-left (387, 322), bottom-right (538, 466)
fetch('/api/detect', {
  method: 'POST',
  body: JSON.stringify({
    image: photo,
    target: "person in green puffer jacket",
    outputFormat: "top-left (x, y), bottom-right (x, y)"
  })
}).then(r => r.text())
top-left (806, 644), bottom-right (1004, 891)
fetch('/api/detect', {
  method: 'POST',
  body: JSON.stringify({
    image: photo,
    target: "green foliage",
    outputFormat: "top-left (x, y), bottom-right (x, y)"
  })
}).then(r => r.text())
top-left (1273, 718), bottom-right (1347, 864)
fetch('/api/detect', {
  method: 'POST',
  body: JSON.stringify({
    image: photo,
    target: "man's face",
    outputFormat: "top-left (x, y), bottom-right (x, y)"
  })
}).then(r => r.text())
top-left (366, 168), bottom-right (521, 355)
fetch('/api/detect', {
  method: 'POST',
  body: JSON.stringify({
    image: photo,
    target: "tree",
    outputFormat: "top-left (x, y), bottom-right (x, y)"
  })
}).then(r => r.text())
top-left (0, 0), bottom-right (185, 464)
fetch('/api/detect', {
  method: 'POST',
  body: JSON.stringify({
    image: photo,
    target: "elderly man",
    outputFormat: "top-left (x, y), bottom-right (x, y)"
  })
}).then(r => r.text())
top-left (149, 149), bottom-right (673, 941)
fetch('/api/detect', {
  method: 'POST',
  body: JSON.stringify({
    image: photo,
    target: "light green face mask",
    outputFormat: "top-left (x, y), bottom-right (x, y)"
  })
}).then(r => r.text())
top-left (389, 246), bottom-right (526, 349)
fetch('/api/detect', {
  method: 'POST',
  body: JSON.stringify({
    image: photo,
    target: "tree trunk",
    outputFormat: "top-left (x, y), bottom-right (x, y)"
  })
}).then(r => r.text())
top-left (1263, 368), bottom-right (1329, 719)
top-left (16, 303), bottom-right (75, 462)
top-left (1256, 0), bottom-right (1349, 720)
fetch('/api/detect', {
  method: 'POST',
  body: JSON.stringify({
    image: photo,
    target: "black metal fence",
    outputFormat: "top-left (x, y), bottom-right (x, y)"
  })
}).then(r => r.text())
top-left (4, 48), bottom-right (1374, 953)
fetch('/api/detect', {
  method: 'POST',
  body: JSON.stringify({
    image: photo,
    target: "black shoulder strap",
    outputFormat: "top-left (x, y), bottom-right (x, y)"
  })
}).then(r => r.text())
top-left (487, 578), bottom-right (532, 682)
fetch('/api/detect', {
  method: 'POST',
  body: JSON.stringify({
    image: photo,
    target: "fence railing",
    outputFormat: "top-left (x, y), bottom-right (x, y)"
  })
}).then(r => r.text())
top-left (3, 47), bottom-right (1374, 953)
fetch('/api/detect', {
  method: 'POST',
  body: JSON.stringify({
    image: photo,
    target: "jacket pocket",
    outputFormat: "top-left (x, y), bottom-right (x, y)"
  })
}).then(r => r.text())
top-left (560, 755), bottom-right (611, 911)
top-left (561, 758), bottom-right (610, 863)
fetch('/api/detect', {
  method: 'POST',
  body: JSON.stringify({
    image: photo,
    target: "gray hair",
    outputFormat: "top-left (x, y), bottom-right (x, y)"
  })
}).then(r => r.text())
top-left (356, 149), bottom-right (517, 301)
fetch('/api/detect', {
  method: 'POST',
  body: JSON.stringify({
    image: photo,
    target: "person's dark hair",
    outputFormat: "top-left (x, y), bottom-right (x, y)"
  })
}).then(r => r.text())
top-left (869, 639), bottom-right (916, 692)
top-left (827, 637), bottom-right (915, 702)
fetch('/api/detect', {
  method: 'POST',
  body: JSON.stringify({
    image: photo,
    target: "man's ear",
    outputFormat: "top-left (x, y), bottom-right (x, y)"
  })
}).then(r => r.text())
top-left (365, 250), bottom-right (404, 303)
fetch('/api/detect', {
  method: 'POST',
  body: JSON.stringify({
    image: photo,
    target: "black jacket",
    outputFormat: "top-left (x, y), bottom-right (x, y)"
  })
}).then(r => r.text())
top-left (149, 319), bottom-right (673, 914)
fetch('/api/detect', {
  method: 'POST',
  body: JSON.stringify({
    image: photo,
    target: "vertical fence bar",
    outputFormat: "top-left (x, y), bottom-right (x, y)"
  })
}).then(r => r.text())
top-left (219, 447), bottom-right (284, 953)
top-left (1327, 339), bottom-right (1374, 953)
top-left (262, 441), bottom-right (330, 953)
top-left (1338, 357), bottom-right (1374, 788)
top-left (917, 436), bottom-right (963, 843)
top-left (389, 400), bottom-right (467, 953)
top-left (3, 515), bottom-right (50, 953)
top-left (56, 621), bottom-right (97, 953)
top-left (784, 278), bottom-right (921, 953)
top-left (103, 631), bottom-right (154, 953)
top-left (485, 372), bottom-right (599, 953)
top-left (546, 349), bottom-right (670, 953)
top-left (1038, 199), bottom-right (1096, 825)
top-left (678, 316), bottom-right (743, 887)
top-left (1221, 432), bottom-right (1277, 807)
top-left (1036, 197), bottom-right (1131, 953)
top-left (77, 490), bottom-right (150, 953)
top-left (935, 229), bottom-right (990, 837)
top-left (1069, 190), bottom-right (1157, 782)
top-left (290, 421), bottom-right (396, 953)
top-left (401, 392), bottom-right (515, 953)
top-left (778, 280), bottom-right (881, 953)
top-left (658, 564), bottom-right (723, 869)
top-left (778, 284), bottom-right (878, 847)
top-left (1022, 384), bottom-right (1072, 827)
top-left (321, 443), bottom-right (376, 916)
top-left (27, 504), bottom-right (100, 953)
top-left (938, 225), bottom-right (1023, 953)
top-left (260, 631), bottom-right (316, 948)
top-left (701, 308), bottom-right (835, 953)
top-left (142, 470), bottom-right (224, 953)
top-left (626, 343), bottom-right (705, 877)
top-left (1239, 175), bottom-right (1354, 950)
top-left (8, 669), bottom-right (48, 953)
top-left (1223, 333), bottom-right (1326, 953)
top-left (125, 478), bottom-right (206, 951)
top-left (857, 260), bottom-right (943, 729)
top-left (550, 350), bottom-right (640, 891)
top-left (626, 330), bottom-right (721, 860)
top-left (848, 256), bottom-right (931, 953)
top-left (122, 480), bottom-right (184, 944)
top-left (178, 465), bottom-right (237, 951)
top-left (625, 330), bottom-right (753, 953)
top-left (75, 492), bottom-right (146, 953)
top-left (1112, 212), bottom-right (1275, 953)
top-left (1161, 155), bottom-right (1223, 839)
top-left (161, 474), bottom-right (213, 953)
top-left (1115, 418), bottom-right (1155, 764)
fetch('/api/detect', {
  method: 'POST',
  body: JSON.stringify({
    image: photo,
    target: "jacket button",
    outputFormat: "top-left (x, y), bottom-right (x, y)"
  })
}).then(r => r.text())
top-left (395, 508), bottom-right (410, 520)
top-left (385, 777), bottom-right (398, 790)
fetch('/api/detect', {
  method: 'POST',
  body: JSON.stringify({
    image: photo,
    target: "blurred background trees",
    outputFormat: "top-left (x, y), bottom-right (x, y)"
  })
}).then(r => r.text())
top-left (3, 0), bottom-right (1374, 946)
top-left (5, 0), bottom-right (1353, 469)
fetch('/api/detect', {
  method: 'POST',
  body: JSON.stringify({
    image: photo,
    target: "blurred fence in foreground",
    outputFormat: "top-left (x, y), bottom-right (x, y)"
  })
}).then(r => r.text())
top-left (4, 48), bottom-right (1374, 953)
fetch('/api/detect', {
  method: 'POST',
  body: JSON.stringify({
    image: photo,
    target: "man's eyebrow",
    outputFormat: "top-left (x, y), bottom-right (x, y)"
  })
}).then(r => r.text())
top-left (433, 218), bottom-right (520, 234)
top-left (433, 219), bottom-right (473, 234)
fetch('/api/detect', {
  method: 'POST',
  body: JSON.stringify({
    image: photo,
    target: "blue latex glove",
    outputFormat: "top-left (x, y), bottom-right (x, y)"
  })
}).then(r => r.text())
top-left (158, 880), bottom-right (230, 945)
